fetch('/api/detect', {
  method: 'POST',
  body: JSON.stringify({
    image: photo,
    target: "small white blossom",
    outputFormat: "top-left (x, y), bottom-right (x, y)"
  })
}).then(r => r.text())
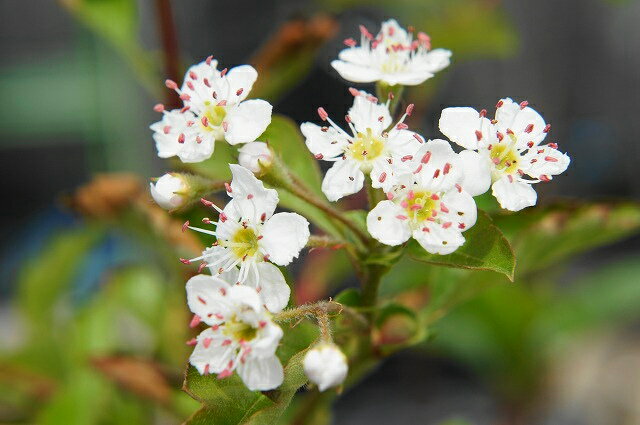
top-left (301, 89), bottom-right (422, 201)
top-left (150, 57), bottom-right (273, 163)
top-left (238, 141), bottom-right (273, 174)
top-left (150, 173), bottom-right (188, 209)
top-left (438, 98), bottom-right (571, 211)
top-left (183, 164), bottom-right (309, 313)
top-left (186, 274), bottom-right (284, 391)
top-left (331, 19), bottom-right (451, 86)
top-left (367, 139), bottom-right (477, 254)
top-left (303, 343), bottom-right (348, 391)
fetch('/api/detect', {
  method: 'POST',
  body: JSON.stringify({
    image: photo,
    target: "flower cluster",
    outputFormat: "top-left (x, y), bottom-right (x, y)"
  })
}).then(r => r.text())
top-left (147, 18), bottom-right (570, 394)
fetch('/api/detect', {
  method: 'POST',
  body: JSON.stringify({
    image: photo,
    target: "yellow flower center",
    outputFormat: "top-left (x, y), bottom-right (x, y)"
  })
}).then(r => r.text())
top-left (201, 102), bottom-right (227, 130)
top-left (223, 315), bottom-right (258, 342)
top-left (489, 144), bottom-right (519, 176)
top-left (348, 129), bottom-right (386, 163)
top-left (230, 227), bottom-right (260, 259)
top-left (405, 191), bottom-right (438, 222)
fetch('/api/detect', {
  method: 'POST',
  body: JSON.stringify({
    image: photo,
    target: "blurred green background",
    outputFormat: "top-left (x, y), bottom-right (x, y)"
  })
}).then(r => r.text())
top-left (1, 0), bottom-right (639, 424)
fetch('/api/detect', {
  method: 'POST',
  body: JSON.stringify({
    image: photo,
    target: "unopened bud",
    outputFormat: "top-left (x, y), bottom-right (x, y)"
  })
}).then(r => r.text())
top-left (238, 142), bottom-right (273, 174)
top-left (150, 173), bottom-right (188, 209)
top-left (303, 343), bottom-right (348, 392)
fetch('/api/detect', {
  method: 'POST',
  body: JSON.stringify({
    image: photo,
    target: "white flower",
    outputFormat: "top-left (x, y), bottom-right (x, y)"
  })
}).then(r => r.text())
top-left (303, 343), bottom-right (348, 391)
top-left (150, 173), bottom-right (188, 209)
top-left (438, 98), bottom-right (571, 211)
top-left (301, 89), bottom-right (422, 201)
top-left (238, 141), bottom-right (273, 174)
top-left (366, 139), bottom-right (477, 254)
top-left (183, 164), bottom-right (310, 313)
top-left (150, 57), bottom-right (273, 163)
top-left (186, 274), bottom-right (284, 391)
top-left (331, 19), bottom-right (451, 86)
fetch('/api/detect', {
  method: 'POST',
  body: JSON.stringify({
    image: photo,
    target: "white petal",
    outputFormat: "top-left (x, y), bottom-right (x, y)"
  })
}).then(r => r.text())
top-left (415, 48), bottom-right (452, 73)
top-left (439, 107), bottom-right (490, 150)
top-left (238, 141), bottom-right (273, 173)
top-left (228, 164), bottom-right (279, 222)
top-left (337, 47), bottom-right (372, 66)
top-left (380, 70), bottom-right (434, 86)
top-left (413, 139), bottom-right (462, 192)
top-left (412, 225), bottom-right (465, 255)
top-left (456, 150), bottom-right (492, 196)
top-left (261, 213), bottom-right (310, 266)
top-left (224, 100), bottom-right (272, 145)
top-left (495, 98), bottom-right (548, 146)
top-left (227, 285), bottom-right (264, 314)
top-left (237, 355), bottom-right (284, 391)
top-left (243, 262), bottom-right (290, 313)
top-left (492, 176), bottom-right (537, 211)
top-left (189, 328), bottom-right (236, 375)
top-left (150, 110), bottom-right (216, 163)
top-left (366, 200), bottom-right (412, 246)
top-left (249, 321), bottom-right (283, 358)
top-left (440, 189), bottom-right (478, 230)
top-left (521, 145), bottom-right (570, 179)
top-left (321, 160), bottom-right (365, 202)
top-left (300, 122), bottom-right (348, 159)
top-left (225, 65), bottom-right (258, 102)
top-left (185, 274), bottom-right (233, 325)
top-left (331, 60), bottom-right (383, 83)
top-left (370, 159), bottom-right (395, 192)
top-left (348, 90), bottom-right (391, 134)
top-left (180, 61), bottom-right (220, 111)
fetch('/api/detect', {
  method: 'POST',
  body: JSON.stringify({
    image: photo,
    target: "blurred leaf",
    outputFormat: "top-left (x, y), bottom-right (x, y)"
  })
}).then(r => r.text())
top-left (493, 202), bottom-right (640, 275)
top-left (334, 288), bottom-right (362, 307)
top-left (60, 0), bottom-right (160, 95)
top-left (408, 211), bottom-right (516, 280)
top-left (374, 303), bottom-right (427, 353)
top-left (91, 356), bottom-right (172, 404)
top-left (16, 226), bottom-right (104, 331)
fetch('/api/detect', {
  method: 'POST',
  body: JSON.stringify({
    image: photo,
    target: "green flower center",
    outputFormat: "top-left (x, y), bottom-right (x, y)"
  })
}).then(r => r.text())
top-left (223, 315), bottom-right (258, 342)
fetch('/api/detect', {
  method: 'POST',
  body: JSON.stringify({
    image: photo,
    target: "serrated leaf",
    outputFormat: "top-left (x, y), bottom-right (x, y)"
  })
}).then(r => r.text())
top-left (408, 211), bottom-right (515, 280)
top-left (493, 202), bottom-right (640, 275)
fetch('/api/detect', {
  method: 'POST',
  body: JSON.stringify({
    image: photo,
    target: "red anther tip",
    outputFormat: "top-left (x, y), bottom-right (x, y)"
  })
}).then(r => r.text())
top-left (344, 38), bottom-right (357, 47)
top-left (153, 103), bottom-right (164, 112)
top-left (182, 221), bottom-right (190, 232)
top-left (443, 163), bottom-right (451, 175)
top-left (178, 133), bottom-right (185, 144)
top-left (236, 88), bottom-right (243, 96)
top-left (205, 55), bottom-right (214, 65)
top-left (406, 104), bottom-right (415, 116)
top-left (388, 92), bottom-right (395, 100)
top-left (413, 133), bottom-right (423, 143)
top-left (317, 107), bottom-right (329, 121)
top-left (348, 87), bottom-right (360, 97)
top-left (366, 95), bottom-right (378, 103)
top-left (189, 71), bottom-right (198, 80)
top-left (525, 124), bottom-right (534, 133)
top-left (433, 169), bottom-right (440, 178)
top-left (475, 130), bottom-right (483, 141)
top-left (421, 151), bottom-right (431, 164)
top-left (220, 68), bottom-right (228, 77)
top-left (540, 174), bottom-right (551, 182)
top-left (345, 114), bottom-right (352, 123)
top-left (396, 122), bottom-right (409, 130)
top-left (224, 182), bottom-right (232, 193)
top-left (544, 124), bottom-right (551, 133)
top-left (201, 116), bottom-right (209, 127)
top-left (179, 258), bottom-right (191, 265)
top-left (378, 172), bottom-right (387, 183)
top-left (496, 100), bottom-right (504, 108)
top-left (519, 101), bottom-right (529, 109)
top-left (315, 153), bottom-right (323, 159)
top-left (479, 109), bottom-right (487, 117)
top-left (189, 315), bottom-right (201, 328)
top-left (165, 79), bottom-right (178, 89)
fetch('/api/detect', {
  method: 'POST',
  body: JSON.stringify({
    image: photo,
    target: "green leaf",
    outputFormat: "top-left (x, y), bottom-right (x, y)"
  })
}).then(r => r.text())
top-left (408, 211), bottom-right (516, 280)
top-left (493, 202), bottom-right (640, 275)
top-left (375, 303), bottom-right (427, 354)
top-left (334, 288), bottom-right (362, 307)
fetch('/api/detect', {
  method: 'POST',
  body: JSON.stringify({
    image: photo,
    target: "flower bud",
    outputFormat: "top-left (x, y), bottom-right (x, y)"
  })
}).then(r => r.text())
top-left (238, 141), bottom-right (272, 174)
top-left (303, 343), bottom-right (348, 391)
top-left (150, 173), bottom-right (188, 209)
